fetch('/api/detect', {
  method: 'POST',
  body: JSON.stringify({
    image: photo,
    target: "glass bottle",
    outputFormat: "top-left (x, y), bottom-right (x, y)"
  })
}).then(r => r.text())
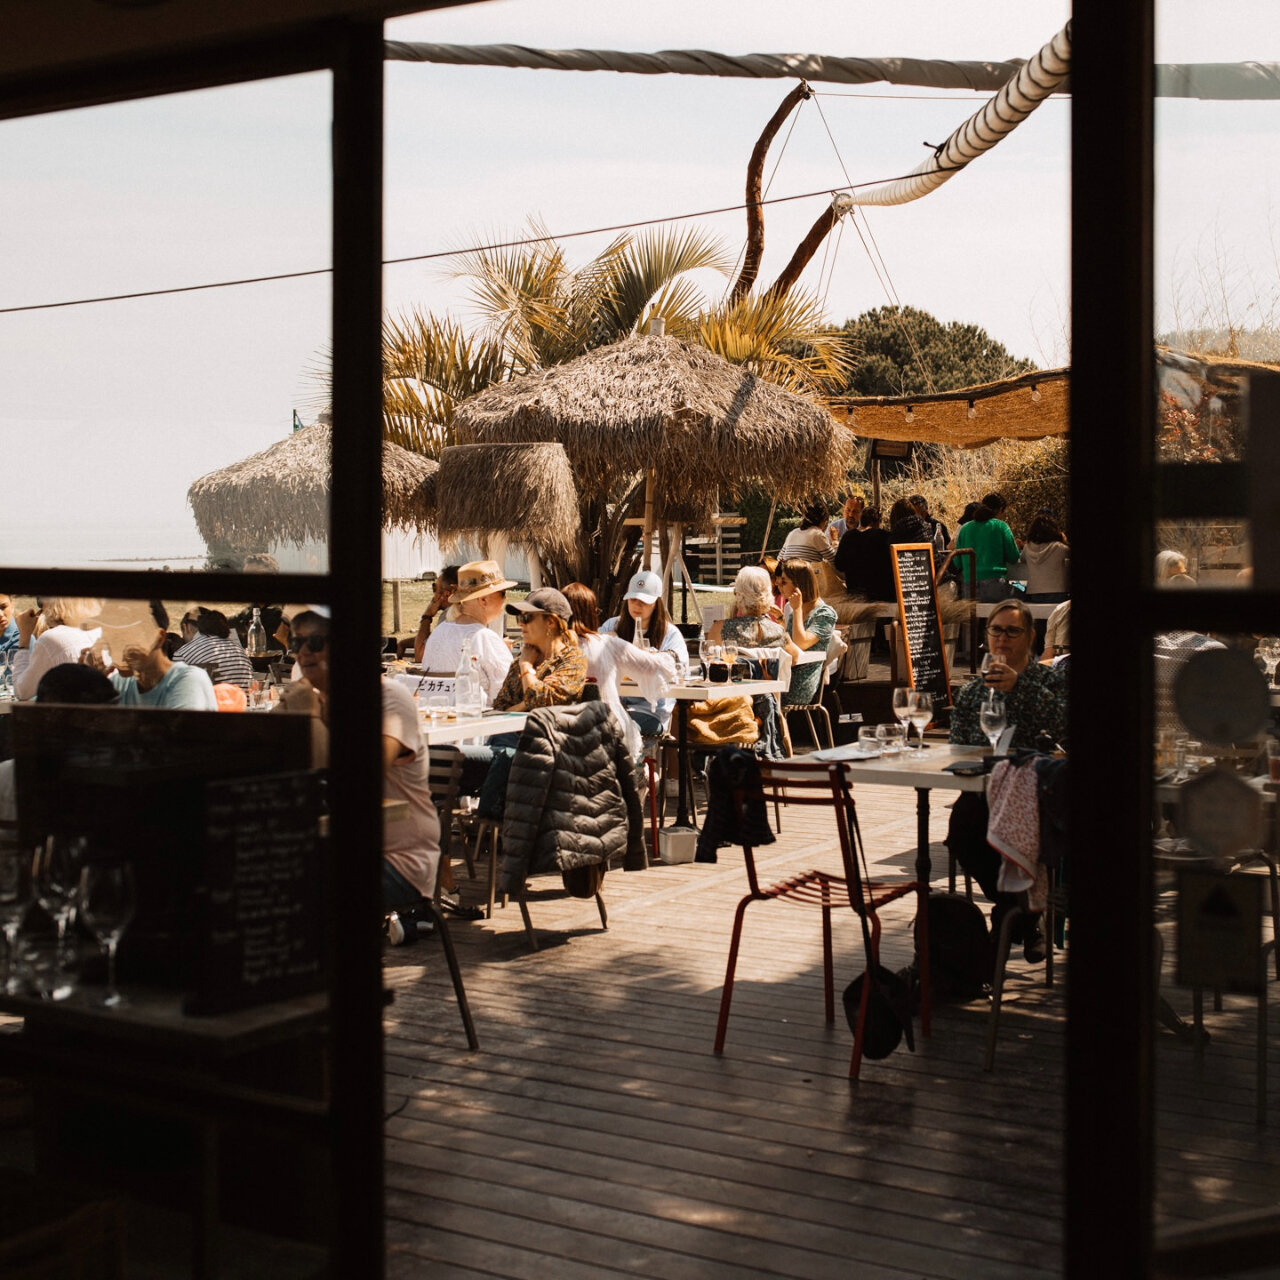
top-left (246, 607), bottom-right (268, 657)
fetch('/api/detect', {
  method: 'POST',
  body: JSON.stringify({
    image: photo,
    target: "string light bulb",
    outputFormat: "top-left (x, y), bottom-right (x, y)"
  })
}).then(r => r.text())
top-left (1030, 384), bottom-right (1042, 403)
top-left (966, 400), bottom-right (977, 420)
top-left (904, 406), bottom-right (915, 423)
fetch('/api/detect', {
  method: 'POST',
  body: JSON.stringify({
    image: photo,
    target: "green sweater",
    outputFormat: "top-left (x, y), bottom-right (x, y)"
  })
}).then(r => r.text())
top-left (955, 518), bottom-right (1020, 582)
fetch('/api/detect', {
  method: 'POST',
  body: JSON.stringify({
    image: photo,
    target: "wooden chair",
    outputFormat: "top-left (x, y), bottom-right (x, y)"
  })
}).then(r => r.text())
top-left (984, 867), bottom-right (1067, 1072)
top-left (713, 758), bottom-right (931, 1079)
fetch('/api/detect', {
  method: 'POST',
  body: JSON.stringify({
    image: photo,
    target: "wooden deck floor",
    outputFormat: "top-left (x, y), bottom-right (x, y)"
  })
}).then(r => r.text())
top-left (382, 779), bottom-right (1280, 1280)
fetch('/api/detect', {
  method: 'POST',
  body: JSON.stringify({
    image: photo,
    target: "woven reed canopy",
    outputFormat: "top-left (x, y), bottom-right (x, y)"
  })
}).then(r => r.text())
top-left (187, 421), bottom-right (437, 548)
top-left (830, 367), bottom-right (1070, 449)
top-left (452, 333), bottom-right (852, 513)
top-left (435, 442), bottom-right (579, 562)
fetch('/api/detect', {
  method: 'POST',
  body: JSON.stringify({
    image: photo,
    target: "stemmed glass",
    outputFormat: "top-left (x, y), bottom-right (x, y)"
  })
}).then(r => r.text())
top-left (32, 835), bottom-right (85, 993)
top-left (979, 692), bottom-right (1007, 755)
top-left (1258, 636), bottom-right (1280, 688)
top-left (891, 686), bottom-right (911, 736)
top-left (78, 863), bottom-right (136, 1008)
top-left (0, 848), bottom-right (31, 994)
top-left (907, 691), bottom-right (933, 749)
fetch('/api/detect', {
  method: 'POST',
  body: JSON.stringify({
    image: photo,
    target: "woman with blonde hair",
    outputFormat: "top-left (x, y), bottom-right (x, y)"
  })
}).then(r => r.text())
top-left (707, 565), bottom-right (785, 651)
top-left (12, 597), bottom-right (103, 701)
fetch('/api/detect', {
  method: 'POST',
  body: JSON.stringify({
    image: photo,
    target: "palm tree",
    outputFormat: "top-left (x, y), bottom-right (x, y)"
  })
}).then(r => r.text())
top-left (381, 221), bottom-right (736, 454)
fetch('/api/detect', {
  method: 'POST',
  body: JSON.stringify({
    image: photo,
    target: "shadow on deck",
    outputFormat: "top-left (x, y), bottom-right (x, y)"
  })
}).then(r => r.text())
top-left (383, 784), bottom-right (1280, 1280)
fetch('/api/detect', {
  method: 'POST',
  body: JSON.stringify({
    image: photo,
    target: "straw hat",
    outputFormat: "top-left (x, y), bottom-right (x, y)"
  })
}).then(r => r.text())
top-left (453, 559), bottom-right (518, 604)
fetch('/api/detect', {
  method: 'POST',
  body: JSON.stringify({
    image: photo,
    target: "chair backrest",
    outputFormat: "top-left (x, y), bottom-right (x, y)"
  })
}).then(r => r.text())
top-left (426, 743), bottom-right (465, 857)
top-left (736, 759), bottom-right (862, 897)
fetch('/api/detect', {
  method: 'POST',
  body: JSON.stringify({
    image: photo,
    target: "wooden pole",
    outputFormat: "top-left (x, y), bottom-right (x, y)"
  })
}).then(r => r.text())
top-left (391, 580), bottom-right (401, 632)
top-left (642, 468), bottom-right (656, 569)
top-left (872, 457), bottom-right (882, 512)
top-left (759, 496), bottom-right (778, 560)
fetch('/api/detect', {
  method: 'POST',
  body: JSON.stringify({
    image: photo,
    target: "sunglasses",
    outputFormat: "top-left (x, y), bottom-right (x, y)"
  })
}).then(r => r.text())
top-left (288, 634), bottom-right (329, 654)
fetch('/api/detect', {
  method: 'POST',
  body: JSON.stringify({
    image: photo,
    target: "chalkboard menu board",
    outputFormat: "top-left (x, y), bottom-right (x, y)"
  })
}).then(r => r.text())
top-left (189, 770), bottom-right (325, 1015)
top-left (891, 542), bottom-right (952, 705)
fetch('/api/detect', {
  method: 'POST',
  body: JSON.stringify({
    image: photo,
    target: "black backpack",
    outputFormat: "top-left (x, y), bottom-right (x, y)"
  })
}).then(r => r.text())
top-left (916, 892), bottom-right (989, 1002)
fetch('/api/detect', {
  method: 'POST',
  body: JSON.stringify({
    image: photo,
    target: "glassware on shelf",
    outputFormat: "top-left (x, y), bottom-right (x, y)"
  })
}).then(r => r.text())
top-left (78, 863), bottom-right (136, 1008)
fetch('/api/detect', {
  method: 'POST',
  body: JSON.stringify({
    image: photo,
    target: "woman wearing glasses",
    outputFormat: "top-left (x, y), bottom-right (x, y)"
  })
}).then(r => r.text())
top-left (946, 598), bottom-right (1067, 960)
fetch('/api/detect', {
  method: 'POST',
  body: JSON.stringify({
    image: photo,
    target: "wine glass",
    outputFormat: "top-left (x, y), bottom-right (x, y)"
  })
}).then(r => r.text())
top-left (979, 692), bottom-right (1007, 755)
top-left (32, 836), bottom-right (85, 990)
top-left (78, 863), bottom-right (136, 1008)
top-left (907, 691), bottom-right (933, 749)
top-left (891, 686), bottom-right (911, 733)
top-left (0, 848), bottom-right (31, 994)
top-left (1259, 636), bottom-right (1280, 688)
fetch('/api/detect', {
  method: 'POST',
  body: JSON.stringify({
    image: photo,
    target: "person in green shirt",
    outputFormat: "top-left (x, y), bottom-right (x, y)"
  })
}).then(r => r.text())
top-left (954, 491), bottom-right (1021, 602)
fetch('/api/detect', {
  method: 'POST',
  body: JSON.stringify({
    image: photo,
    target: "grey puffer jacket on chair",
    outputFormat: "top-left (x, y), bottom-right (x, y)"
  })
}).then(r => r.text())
top-left (499, 701), bottom-right (644, 893)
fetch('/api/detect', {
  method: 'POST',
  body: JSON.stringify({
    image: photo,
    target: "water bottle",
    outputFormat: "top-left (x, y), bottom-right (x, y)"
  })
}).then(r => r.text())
top-left (932, 522), bottom-right (946, 559)
top-left (246, 607), bottom-right (267, 657)
top-left (454, 637), bottom-right (480, 716)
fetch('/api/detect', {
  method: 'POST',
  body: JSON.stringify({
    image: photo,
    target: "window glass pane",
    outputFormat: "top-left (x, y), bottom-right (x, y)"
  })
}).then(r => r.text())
top-left (0, 74), bottom-right (332, 572)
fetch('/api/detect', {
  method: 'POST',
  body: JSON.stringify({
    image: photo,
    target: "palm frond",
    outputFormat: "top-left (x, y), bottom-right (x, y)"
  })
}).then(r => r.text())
top-left (382, 309), bottom-right (510, 456)
top-left (598, 226), bottom-right (734, 338)
top-left (695, 290), bottom-right (855, 398)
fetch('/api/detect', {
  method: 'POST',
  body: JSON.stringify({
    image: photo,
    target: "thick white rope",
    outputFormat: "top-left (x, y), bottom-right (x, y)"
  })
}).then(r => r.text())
top-left (848, 24), bottom-right (1072, 207)
top-left (384, 38), bottom-right (1280, 101)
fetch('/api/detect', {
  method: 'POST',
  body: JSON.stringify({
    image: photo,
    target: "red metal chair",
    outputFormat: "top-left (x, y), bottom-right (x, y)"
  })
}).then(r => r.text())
top-left (712, 758), bottom-right (931, 1079)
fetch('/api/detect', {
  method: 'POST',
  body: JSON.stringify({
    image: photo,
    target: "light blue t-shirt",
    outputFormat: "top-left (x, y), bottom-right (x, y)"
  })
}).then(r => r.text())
top-left (599, 616), bottom-right (688, 726)
top-left (110, 661), bottom-right (218, 710)
top-left (0, 620), bottom-right (17, 655)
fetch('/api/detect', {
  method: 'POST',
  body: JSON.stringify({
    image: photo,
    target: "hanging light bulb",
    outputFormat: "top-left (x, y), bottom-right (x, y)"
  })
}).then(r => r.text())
top-left (1030, 384), bottom-right (1042, 403)
top-left (967, 400), bottom-right (977, 420)
top-left (904, 406), bottom-right (915, 423)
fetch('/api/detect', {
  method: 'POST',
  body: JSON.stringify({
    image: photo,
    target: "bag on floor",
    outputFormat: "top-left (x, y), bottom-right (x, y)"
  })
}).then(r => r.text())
top-left (842, 964), bottom-right (915, 1059)
top-left (915, 892), bottom-right (989, 1002)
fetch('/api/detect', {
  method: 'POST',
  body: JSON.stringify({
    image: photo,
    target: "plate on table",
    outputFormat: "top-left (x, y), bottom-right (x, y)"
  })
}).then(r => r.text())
top-left (812, 743), bottom-right (882, 762)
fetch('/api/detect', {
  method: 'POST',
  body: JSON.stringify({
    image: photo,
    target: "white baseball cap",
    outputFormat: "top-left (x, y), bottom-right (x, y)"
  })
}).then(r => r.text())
top-left (623, 570), bottom-right (663, 604)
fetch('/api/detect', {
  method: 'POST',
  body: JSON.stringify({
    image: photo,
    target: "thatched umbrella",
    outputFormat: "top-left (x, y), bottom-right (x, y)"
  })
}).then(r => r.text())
top-left (452, 333), bottom-right (852, 599)
top-left (453, 332), bottom-right (852, 530)
top-left (435, 442), bottom-right (579, 565)
top-left (187, 421), bottom-right (438, 548)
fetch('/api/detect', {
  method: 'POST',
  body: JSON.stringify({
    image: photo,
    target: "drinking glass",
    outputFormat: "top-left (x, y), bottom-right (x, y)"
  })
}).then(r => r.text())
top-left (858, 725), bottom-right (881, 752)
top-left (907, 691), bottom-right (933, 749)
top-left (427, 694), bottom-right (449, 725)
top-left (891, 686), bottom-right (911, 730)
top-left (979, 692), bottom-right (1007, 754)
top-left (33, 835), bottom-right (85, 984)
top-left (722, 641), bottom-right (738, 669)
top-left (876, 722), bottom-right (906, 754)
top-left (1260, 637), bottom-right (1280, 688)
top-left (0, 848), bottom-right (31, 994)
top-left (78, 863), bottom-right (136, 1008)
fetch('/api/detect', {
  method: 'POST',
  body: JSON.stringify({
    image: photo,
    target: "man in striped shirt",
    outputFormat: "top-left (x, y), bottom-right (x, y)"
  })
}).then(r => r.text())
top-left (174, 607), bottom-right (253, 690)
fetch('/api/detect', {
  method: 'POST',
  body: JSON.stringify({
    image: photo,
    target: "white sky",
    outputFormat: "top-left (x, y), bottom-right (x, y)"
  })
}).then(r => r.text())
top-left (0, 0), bottom-right (1277, 565)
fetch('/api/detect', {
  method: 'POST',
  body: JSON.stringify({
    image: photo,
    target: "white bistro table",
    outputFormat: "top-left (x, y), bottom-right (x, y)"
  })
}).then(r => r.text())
top-left (801, 741), bottom-right (990, 887)
top-left (419, 711), bottom-right (528, 747)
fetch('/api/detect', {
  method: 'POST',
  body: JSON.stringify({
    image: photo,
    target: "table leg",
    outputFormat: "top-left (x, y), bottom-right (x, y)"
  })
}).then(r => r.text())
top-left (673, 699), bottom-right (694, 829)
top-left (915, 787), bottom-right (932, 885)
top-left (915, 786), bottom-right (933, 1037)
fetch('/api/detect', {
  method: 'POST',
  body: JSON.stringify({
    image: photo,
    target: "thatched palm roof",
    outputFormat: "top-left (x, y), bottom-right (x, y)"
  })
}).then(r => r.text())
top-left (452, 333), bottom-right (852, 510)
top-left (436, 442), bottom-right (579, 562)
top-left (187, 422), bottom-right (437, 548)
